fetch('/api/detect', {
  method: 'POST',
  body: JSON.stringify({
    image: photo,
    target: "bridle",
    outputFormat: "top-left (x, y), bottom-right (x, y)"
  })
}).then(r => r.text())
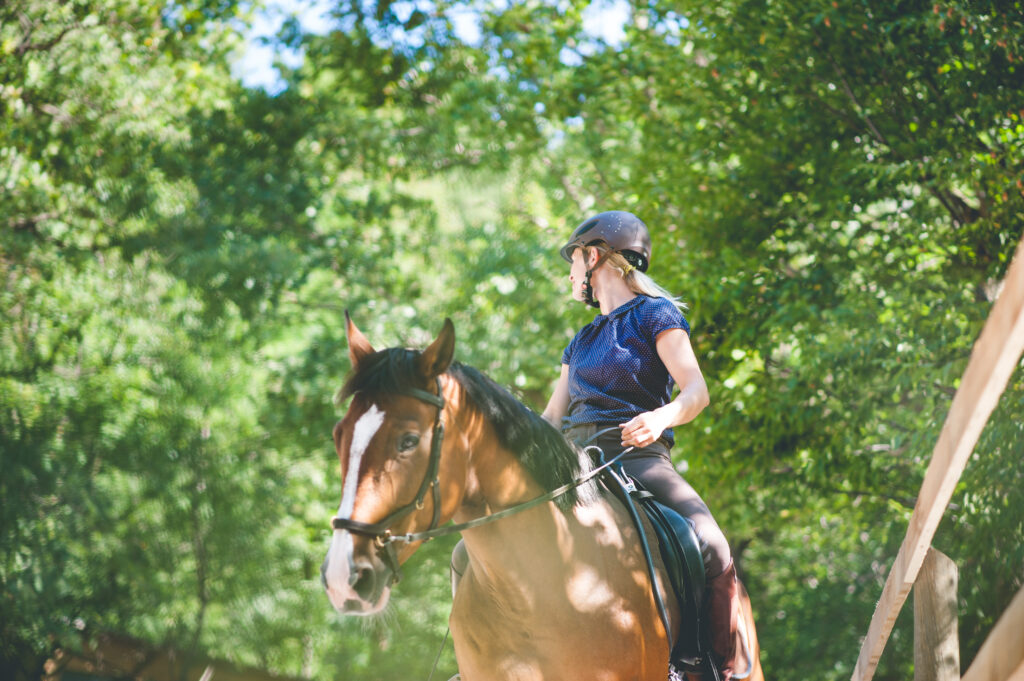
top-left (329, 379), bottom-right (630, 585)
top-left (330, 378), bottom-right (446, 583)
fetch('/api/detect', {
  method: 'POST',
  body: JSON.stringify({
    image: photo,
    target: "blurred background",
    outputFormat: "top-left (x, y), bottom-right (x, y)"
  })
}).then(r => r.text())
top-left (2, 1), bottom-right (1022, 680)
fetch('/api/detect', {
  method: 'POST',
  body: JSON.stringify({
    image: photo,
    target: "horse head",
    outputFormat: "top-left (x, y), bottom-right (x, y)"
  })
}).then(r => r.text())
top-left (321, 313), bottom-right (461, 614)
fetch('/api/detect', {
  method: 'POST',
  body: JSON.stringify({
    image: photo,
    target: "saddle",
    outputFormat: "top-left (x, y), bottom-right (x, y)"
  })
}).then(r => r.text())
top-left (573, 428), bottom-right (753, 680)
top-left (599, 463), bottom-right (711, 675)
top-left (599, 464), bottom-right (756, 680)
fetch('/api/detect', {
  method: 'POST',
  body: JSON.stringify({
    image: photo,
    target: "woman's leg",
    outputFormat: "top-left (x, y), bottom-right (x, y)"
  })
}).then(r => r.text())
top-left (620, 450), bottom-right (730, 578)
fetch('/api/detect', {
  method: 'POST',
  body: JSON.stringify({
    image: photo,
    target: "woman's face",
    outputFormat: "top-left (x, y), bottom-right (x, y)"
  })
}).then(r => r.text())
top-left (569, 247), bottom-right (590, 301)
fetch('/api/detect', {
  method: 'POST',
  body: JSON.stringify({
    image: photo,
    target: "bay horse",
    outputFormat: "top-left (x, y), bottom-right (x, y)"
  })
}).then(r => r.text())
top-left (321, 315), bottom-right (762, 681)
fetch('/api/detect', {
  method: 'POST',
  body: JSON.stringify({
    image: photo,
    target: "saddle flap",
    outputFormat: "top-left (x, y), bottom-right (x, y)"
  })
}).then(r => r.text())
top-left (598, 465), bottom-right (710, 667)
top-left (639, 496), bottom-right (707, 663)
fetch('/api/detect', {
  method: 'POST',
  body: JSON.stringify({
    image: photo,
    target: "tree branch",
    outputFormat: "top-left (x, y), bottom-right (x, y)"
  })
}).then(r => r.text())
top-left (813, 30), bottom-right (890, 149)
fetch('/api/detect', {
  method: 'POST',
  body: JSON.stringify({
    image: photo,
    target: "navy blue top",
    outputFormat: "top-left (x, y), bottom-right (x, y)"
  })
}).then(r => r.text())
top-left (561, 295), bottom-right (690, 447)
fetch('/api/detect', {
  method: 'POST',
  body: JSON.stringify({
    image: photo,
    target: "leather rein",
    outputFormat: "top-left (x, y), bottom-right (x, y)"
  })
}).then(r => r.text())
top-left (329, 381), bottom-right (629, 580)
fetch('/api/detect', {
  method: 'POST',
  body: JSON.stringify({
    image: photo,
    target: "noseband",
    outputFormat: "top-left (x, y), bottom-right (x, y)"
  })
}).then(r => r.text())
top-left (330, 378), bottom-right (445, 584)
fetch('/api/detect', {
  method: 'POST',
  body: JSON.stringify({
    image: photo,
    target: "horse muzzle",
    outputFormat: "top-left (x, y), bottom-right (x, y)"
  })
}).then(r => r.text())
top-left (322, 530), bottom-right (396, 614)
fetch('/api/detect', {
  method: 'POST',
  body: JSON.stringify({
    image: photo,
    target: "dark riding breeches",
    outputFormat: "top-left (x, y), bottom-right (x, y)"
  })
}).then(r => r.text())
top-left (568, 424), bottom-right (732, 580)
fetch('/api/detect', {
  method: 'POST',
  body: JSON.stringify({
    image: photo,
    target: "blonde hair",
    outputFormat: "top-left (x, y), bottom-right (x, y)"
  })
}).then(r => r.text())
top-left (583, 246), bottom-right (687, 310)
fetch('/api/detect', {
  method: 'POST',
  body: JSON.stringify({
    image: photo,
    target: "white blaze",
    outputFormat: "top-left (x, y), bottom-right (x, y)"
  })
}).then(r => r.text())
top-left (325, 404), bottom-right (386, 611)
top-left (339, 404), bottom-right (385, 518)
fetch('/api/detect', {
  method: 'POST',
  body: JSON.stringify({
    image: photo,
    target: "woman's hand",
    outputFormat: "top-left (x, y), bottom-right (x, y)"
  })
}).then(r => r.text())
top-left (619, 410), bottom-right (671, 448)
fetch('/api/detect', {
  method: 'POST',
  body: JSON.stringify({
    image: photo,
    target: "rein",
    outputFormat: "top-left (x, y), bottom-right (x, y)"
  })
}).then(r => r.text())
top-left (330, 383), bottom-right (629, 549)
top-left (389, 440), bottom-right (630, 545)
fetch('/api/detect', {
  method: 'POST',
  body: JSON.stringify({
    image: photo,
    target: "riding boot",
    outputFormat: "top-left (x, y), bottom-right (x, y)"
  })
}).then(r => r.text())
top-left (706, 559), bottom-right (740, 680)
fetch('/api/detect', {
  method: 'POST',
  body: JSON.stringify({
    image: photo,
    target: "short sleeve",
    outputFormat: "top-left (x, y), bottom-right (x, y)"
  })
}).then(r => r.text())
top-left (641, 297), bottom-right (690, 340)
top-left (561, 335), bottom-right (576, 365)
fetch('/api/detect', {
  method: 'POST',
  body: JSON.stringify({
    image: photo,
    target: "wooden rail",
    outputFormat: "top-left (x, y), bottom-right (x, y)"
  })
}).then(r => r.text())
top-left (960, 585), bottom-right (1024, 681)
top-left (851, 235), bottom-right (1024, 681)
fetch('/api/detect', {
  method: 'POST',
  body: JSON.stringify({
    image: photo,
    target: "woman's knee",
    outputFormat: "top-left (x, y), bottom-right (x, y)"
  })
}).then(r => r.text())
top-left (694, 518), bottom-right (731, 578)
top-left (622, 454), bottom-right (732, 576)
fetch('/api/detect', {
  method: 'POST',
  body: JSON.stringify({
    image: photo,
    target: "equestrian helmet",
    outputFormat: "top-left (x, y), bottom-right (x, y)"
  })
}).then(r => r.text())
top-left (559, 210), bottom-right (652, 272)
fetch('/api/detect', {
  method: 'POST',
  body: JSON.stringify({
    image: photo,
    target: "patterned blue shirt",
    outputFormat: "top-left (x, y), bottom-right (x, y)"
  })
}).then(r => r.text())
top-left (561, 295), bottom-right (690, 447)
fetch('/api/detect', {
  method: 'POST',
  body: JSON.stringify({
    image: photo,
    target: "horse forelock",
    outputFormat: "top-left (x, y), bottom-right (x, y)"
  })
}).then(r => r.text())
top-left (336, 348), bottom-right (425, 406)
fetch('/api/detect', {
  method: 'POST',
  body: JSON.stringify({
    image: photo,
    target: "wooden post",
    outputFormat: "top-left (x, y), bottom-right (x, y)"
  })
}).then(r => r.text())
top-left (851, 235), bottom-right (1024, 681)
top-left (913, 548), bottom-right (959, 681)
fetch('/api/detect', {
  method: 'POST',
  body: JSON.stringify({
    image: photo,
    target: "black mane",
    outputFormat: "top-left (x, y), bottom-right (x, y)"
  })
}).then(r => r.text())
top-left (337, 348), bottom-right (595, 509)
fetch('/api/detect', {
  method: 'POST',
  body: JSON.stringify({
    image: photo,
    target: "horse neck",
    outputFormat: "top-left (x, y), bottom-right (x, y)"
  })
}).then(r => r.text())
top-left (446, 380), bottom-right (546, 515)
top-left (444, 379), bottom-right (616, 581)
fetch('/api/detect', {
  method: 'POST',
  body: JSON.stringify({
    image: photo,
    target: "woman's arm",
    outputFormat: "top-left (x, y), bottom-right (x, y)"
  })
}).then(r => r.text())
top-left (619, 327), bottom-right (710, 448)
top-left (541, 364), bottom-right (571, 428)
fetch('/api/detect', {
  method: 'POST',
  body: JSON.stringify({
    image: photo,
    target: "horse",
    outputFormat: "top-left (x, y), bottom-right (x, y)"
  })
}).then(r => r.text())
top-left (321, 315), bottom-right (762, 681)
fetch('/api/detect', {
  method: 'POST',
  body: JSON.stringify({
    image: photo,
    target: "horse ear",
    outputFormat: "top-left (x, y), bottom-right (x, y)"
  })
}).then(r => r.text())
top-left (345, 311), bottom-right (376, 370)
top-left (418, 318), bottom-right (455, 380)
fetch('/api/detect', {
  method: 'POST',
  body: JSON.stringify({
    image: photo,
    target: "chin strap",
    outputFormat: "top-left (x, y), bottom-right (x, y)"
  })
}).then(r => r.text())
top-left (582, 249), bottom-right (613, 308)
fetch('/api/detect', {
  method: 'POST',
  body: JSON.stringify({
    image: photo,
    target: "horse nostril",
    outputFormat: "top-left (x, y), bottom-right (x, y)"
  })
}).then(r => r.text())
top-left (350, 564), bottom-right (377, 600)
top-left (320, 558), bottom-right (328, 590)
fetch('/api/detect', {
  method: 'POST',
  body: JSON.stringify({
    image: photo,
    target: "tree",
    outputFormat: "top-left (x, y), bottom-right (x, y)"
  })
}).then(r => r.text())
top-left (3, 1), bottom-right (1021, 679)
top-left (406, 1), bottom-right (1023, 677)
top-left (1, 2), bottom-right (324, 677)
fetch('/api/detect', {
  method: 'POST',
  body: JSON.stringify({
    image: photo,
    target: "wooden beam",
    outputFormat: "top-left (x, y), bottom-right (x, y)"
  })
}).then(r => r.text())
top-left (914, 548), bottom-right (959, 681)
top-left (961, 585), bottom-right (1024, 681)
top-left (851, 236), bottom-right (1024, 681)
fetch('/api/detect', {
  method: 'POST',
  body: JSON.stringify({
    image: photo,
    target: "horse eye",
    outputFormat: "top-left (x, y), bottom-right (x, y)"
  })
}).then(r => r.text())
top-left (398, 433), bottom-right (420, 452)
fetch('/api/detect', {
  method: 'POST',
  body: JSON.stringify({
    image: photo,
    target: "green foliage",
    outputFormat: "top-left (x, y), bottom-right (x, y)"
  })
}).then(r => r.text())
top-left (2, 1), bottom-right (1022, 680)
top-left (433, 1), bottom-right (1023, 678)
top-left (1, 0), bottom-right (318, 677)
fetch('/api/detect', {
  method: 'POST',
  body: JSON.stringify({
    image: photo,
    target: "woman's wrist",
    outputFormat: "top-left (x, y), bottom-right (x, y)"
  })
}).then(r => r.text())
top-left (658, 392), bottom-right (701, 428)
top-left (652, 403), bottom-right (681, 430)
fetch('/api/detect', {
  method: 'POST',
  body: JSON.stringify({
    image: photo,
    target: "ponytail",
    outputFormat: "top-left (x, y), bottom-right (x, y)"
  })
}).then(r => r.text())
top-left (582, 246), bottom-right (687, 310)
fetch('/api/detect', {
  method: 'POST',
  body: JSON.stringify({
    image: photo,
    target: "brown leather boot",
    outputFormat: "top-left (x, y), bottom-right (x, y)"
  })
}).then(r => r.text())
top-left (706, 559), bottom-right (740, 680)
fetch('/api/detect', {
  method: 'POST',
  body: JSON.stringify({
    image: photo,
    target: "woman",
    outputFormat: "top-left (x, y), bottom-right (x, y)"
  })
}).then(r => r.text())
top-left (541, 210), bottom-right (740, 680)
